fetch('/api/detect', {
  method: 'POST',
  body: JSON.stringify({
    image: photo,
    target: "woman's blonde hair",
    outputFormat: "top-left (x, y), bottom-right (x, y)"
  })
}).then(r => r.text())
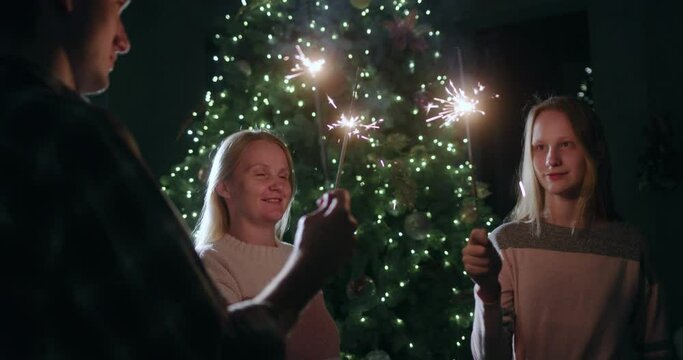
top-left (509, 96), bottom-right (617, 234)
top-left (193, 130), bottom-right (296, 246)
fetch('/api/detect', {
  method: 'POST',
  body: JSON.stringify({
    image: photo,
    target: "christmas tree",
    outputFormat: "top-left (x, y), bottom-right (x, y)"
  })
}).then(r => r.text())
top-left (161, 0), bottom-right (497, 358)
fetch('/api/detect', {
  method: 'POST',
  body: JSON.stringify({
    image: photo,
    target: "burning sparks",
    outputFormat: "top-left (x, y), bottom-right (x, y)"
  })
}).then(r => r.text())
top-left (327, 114), bottom-right (383, 140)
top-left (327, 95), bottom-right (338, 109)
top-left (329, 112), bottom-right (383, 188)
top-left (424, 102), bottom-right (439, 115)
top-left (426, 81), bottom-right (486, 127)
top-left (286, 45), bottom-right (325, 80)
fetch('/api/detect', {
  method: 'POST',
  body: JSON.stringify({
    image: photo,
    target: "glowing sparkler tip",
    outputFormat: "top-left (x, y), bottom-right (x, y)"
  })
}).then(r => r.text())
top-left (328, 113), bottom-right (383, 141)
top-left (424, 80), bottom-right (488, 127)
top-left (288, 45), bottom-right (326, 80)
top-left (306, 59), bottom-right (325, 76)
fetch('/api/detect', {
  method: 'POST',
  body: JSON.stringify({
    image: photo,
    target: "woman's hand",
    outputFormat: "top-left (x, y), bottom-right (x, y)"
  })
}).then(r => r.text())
top-left (462, 228), bottom-right (502, 302)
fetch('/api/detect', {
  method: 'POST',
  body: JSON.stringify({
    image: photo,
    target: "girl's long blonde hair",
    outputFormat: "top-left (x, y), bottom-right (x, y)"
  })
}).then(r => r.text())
top-left (509, 96), bottom-right (617, 234)
top-left (193, 130), bottom-right (296, 246)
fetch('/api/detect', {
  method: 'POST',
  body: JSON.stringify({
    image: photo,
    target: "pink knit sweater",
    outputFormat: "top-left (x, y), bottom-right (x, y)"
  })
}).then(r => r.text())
top-left (471, 221), bottom-right (672, 359)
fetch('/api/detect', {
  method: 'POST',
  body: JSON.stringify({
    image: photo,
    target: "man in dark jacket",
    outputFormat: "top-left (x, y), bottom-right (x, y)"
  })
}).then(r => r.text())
top-left (0, 1), bottom-right (356, 358)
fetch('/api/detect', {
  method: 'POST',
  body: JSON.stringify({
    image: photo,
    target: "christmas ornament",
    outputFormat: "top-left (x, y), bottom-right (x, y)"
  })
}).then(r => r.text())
top-left (384, 10), bottom-right (428, 53)
top-left (384, 133), bottom-right (410, 155)
top-left (235, 60), bottom-right (252, 76)
top-left (475, 182), bottom-right (491, 199)
top-left (197, 166), bottom-right (209, 184)
top-left (413, 91), bottom-right (431, 110)
top-left (388, 160), bottom-right (417, 209)
top-left (350, 0), bottom-right (371, 10)
top-left (404, 212), bottom-right (430, 240)
top-left (346, 275), bottom-right (376, 300)
top-left (459, 202), bottom-right (477, 225)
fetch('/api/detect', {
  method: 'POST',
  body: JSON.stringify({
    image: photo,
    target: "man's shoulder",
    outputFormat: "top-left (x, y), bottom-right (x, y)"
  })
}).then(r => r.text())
top-left (2, 86), bottom-right (102, 127)
top-left (2, 91), bottom-right (107, 153)
top-left (0, 78), bottom-right (134, 165)
top-left (0, 58), bottom-right (110, 134)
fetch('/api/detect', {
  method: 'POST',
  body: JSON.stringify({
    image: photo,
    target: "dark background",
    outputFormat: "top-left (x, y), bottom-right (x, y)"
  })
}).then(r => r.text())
top-left (99, 0), bottom-right (683, 338)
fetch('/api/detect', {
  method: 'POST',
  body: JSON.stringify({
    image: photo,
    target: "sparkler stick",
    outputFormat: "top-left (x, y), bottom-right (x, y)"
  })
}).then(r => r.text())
top-left (457, 47), bottom-right (479, 214)
top-left (425, 48), bottom-right (491, 217)
top-left (314, 90), bottom-right (330, 183)
top-left (426, 80), bottom-right (483, 209)
top-left (328, 69), bottom-right (383, 188)
top-left (335, 131), bottom-right (350, 188)
top-left (286, 45), bottom-right (330, 182)
top-left (334, 69), bottom-right (359, 189)
top-left (329, 113), bottom-right (384, 188)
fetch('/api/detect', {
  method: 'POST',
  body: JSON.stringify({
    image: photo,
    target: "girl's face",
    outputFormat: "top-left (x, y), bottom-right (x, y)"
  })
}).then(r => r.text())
top-left (531, 109), bottom-right (588, 199)
top-left (221, 140), bottom-right (293, 227)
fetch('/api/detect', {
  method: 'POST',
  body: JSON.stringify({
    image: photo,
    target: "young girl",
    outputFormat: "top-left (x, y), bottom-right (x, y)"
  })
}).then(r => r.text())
top-left (195, 130), bottom-right (340, 360)
top-left (463, 96), bottom-right (673, 359)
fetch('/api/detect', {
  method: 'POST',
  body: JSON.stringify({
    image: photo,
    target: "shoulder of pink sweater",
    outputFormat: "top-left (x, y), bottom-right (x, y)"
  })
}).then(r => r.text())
top-left (489, 221), bottom-right (531, 250)
top-left (491, 220), bottom-right (647, 261)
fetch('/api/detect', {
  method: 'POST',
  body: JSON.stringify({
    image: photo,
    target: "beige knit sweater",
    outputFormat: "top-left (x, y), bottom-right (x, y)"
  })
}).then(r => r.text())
top-left (197, 233), bottom-right (340, 360)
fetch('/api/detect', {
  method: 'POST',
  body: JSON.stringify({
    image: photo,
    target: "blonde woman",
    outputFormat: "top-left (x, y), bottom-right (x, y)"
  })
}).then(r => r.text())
top-left (195, 130), bottom-right (340, 359)
top-left (462, 96), bottom-right (672, 359)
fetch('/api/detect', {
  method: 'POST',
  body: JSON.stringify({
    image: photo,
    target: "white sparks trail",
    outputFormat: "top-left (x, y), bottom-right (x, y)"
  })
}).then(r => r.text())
top-left (426, 81), bottom-right (486, 127)
top-left (286, 45), bottom-right (325, 80)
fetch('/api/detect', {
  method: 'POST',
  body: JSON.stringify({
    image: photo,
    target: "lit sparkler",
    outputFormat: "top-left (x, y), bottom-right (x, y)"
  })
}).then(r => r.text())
top-left (328, 110), bottom-right (383, 188)
top-left (327, 113), bottom-right (383, 141)
top-left (425, 77), bottom-right (495, 221)
top-left (286, 45), bottom-right (326, 80)
top-left (285, 45), bottom-right (329, 181)
top-left (425, 81), bottom-right (485, 127)
top-left (326, 68), bottom-right (383, 188)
